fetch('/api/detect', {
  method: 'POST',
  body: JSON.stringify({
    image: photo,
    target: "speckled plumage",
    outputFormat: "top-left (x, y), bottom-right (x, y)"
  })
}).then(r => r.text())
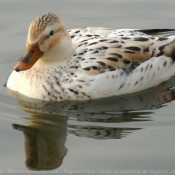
top-left (6, 13), bottom-right (175, 101)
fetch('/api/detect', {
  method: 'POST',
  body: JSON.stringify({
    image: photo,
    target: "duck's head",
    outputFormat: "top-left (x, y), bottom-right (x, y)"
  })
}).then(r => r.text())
top-left (14, 12), bottom-right (73, 72)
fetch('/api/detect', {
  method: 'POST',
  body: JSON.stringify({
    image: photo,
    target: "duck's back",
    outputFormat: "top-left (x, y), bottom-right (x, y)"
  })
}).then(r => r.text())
top-left (69, 28), bottom-right (175, 73)
top-left (66, 28), bottom-right (175, 99)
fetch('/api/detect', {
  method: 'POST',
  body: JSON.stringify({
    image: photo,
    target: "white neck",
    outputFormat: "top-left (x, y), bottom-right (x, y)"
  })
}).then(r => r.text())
top-left (37, 37), bottom-right (74, 67)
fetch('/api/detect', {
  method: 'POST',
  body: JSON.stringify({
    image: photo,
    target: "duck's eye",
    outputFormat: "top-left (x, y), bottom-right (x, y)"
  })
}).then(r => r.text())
top-left (49, 30), bottom-right (54, 36)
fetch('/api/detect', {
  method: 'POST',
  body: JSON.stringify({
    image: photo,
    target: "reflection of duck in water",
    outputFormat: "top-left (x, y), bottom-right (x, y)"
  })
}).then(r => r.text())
top-left (69, 125), bottom-right (140, 139)
top-left (6, 12), bottom-right (175, 101)
top-left (12, 113), bottom-right (141, 170)
top-left (12, 115), bottom-right (67, 170)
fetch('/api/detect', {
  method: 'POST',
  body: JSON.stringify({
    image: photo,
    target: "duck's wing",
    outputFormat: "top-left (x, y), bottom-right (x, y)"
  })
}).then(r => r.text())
top-left (82, 55), bottom-right (175, 98)
top-left (59, 28), bottom-right (175, 100)
top-left (68, 27), bottom-right (150, 44)
top-left (68, 27), bottom-right (116, 44)
top-left (72, 32), bottom-right (175, 76)
top-left (107, 29), bottom-right (175, 37)
top-left (68, 27), bottom-right (175, 41)
top-left (137, 29), bottom-right (175, 37)
top-left (68, 27), bottom-right (116, 37)
top-left (68, 29), bottom-right (175, 98)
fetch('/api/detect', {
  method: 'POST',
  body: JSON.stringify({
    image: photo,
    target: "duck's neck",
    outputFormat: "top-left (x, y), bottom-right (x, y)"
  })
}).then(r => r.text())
top-left (37, 36), bottom-right (74, 67)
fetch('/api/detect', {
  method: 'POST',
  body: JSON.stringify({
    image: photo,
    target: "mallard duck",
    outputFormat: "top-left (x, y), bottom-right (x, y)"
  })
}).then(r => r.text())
top-left (7, 12), bottom-right (175, 101)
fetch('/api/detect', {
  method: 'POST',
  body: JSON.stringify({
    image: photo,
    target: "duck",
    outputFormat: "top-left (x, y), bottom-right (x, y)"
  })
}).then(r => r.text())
top-left (7, 12), bottom-right (175, 101)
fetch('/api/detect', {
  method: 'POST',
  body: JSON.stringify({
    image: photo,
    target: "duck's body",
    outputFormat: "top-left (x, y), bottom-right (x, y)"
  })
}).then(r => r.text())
top-left (7, 13), bottom-right (175, 101)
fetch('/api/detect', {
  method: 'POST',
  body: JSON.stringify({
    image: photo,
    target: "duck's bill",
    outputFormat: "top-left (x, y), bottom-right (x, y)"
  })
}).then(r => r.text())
top-left (13, 43), bottom-right (43, 72)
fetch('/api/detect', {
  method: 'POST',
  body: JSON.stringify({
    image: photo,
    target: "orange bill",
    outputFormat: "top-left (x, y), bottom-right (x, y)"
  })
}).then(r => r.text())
top-left (13, 42), bottom-right (43, 72)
